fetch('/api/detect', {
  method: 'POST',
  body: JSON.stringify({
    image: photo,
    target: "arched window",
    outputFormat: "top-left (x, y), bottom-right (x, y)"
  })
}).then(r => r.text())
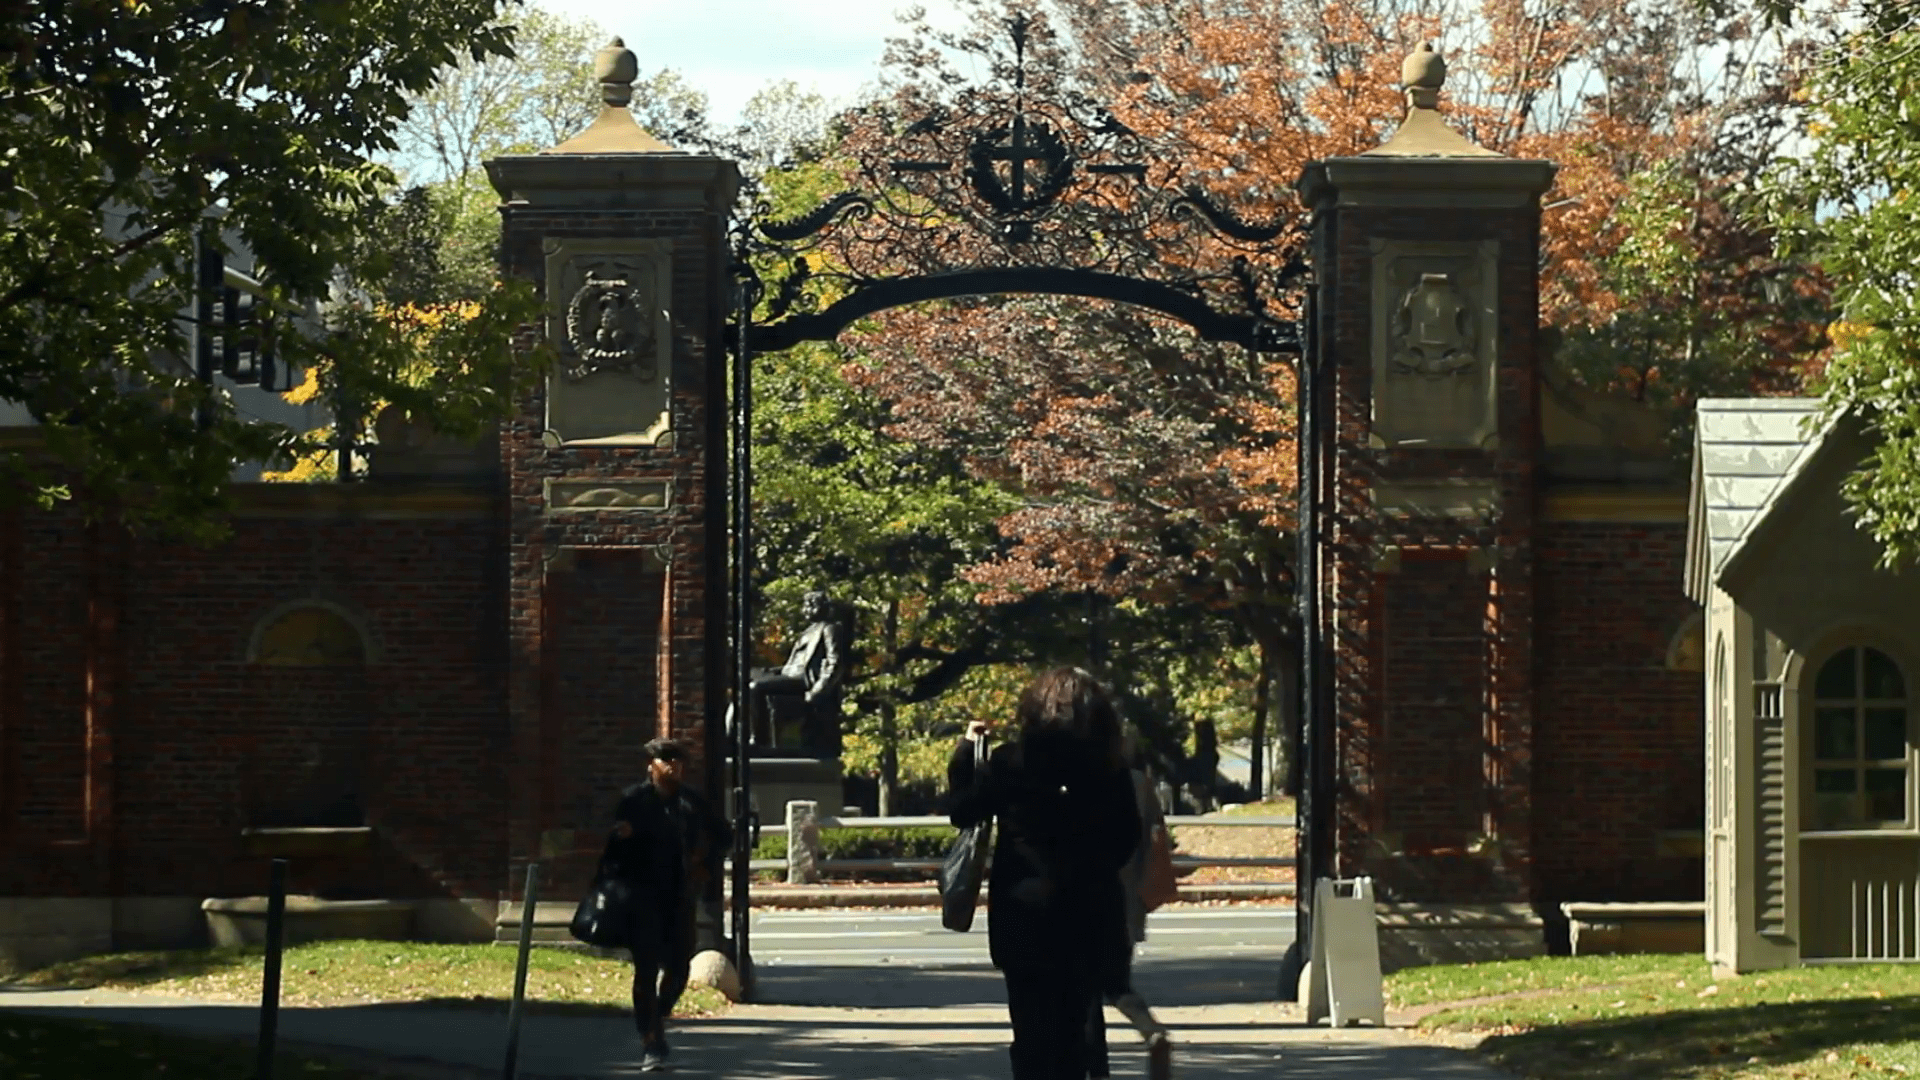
top-left (1809, 647), bottom-right (1909, 829)
top-left (1667, 611), bottom-right (1705, 672)
top-left (251, 605), bottom-right (367, 666)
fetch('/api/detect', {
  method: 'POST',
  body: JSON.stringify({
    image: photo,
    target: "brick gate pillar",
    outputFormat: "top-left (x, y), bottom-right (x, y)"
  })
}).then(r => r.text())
top-left (485, 39), bottom-right (739, 905)
top-left (1296, 45), bottom-right (1555, 945)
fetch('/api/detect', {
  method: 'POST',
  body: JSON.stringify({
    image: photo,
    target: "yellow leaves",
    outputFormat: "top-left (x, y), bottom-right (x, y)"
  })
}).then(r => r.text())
top-left (381, 300), bottom-right (483, 335)
top-left (1830, 320), bottom-right (1875, 352)
top-left (283, 365), bottom-right (323, 405)
top-left (259, 430), bottom-right (336, 484)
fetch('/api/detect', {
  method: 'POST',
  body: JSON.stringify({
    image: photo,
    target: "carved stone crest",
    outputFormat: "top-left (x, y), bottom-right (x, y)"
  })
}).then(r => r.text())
top-left (1369, 239), bottom-right (1500, 449)
top-left (563, 266), bottom-right (658, 382)
top-left (541, 237), bottom-right (673, 445)
top-left (1390, 273), bottom-right (1476, 379)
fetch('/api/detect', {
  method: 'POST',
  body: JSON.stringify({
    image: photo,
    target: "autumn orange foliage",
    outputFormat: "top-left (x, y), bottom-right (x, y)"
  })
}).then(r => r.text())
top-left (843, 0), bottom-right (1817, 622)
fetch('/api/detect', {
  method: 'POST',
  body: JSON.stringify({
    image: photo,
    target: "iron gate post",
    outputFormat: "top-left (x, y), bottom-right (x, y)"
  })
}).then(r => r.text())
top-left (1280, 281), bottom-right (1325, 1002)
top-left (729, 268), bottom-right (759, 1002)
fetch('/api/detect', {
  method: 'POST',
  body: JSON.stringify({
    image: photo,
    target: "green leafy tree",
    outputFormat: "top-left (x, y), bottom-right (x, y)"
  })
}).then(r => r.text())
top-left (0, 0), bottom-right (548, 536)
top-left (732, 80), bottom-right (838, 175)
top-left (386, 5), bottom-right (716, 297)
top-left (1553, 159), bottom-right (1831, 454)
top-left (1757, 0), bottom-right (1920, 565)
top-left (750, 161), bottom-right (1113, 812)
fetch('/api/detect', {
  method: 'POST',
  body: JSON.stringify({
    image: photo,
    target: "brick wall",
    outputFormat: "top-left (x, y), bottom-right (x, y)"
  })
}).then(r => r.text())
top-left (495, 175), bottom-right (734, 901)
top-left (0, 158), bottom-right (739, 914)
top-left (3, 501), bottom-right (513, 902)
top-left (1315, 194), bottom-right (1543, 904)
top-left (1534, 519), bottom-right (1704, 903)
top-left (1379, 553), bottom-right (1491, 848)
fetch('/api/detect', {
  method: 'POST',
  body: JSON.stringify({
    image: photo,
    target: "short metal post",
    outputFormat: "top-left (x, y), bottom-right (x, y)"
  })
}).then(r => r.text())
top-left (254, 858), bottom-right (288, 1080)
top-left (786, 800), bottom-right (820, 885)
top-left (502, 862), bottom-right (541, 1080)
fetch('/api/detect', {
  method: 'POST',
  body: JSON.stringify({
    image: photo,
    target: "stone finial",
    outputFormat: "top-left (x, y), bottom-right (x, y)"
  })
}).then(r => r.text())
top-left (1360, 40), bottom-right (1500, 159)
top-left (595, 37), bottom-right (639, 108)
top-left (538, 34), bottom-right (677, 155)
top-left (1402, 42), bottom-right (1446, 111)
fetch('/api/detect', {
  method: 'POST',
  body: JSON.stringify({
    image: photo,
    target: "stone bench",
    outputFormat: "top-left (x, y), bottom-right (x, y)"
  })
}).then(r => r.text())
top-left (202, 896), bottom-right (415, 948)
top-left (1561, 901), bottom-right (1705, 956)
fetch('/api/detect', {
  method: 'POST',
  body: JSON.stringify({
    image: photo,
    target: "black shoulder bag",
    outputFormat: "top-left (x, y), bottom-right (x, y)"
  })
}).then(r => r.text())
top-left (940, 737), bottom-right (994, 932)
top-left (570, 833), bottom-right (636, 948)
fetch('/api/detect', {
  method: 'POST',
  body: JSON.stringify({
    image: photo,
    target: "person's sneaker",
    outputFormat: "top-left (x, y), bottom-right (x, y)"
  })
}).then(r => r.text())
top-left (1146, 1031), bottom-right (1172, 1080)
top-left (639, 1047), bottom-right (669, 1072)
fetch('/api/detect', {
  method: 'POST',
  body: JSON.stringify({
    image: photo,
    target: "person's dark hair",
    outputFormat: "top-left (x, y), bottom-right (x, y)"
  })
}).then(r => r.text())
top-left (645, 737), bottom-right (690, 763)
top-left (1014, 666), bottom-right (1123, 770)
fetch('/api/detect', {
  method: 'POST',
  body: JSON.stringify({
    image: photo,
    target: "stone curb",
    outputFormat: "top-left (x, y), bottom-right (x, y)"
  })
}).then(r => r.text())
top-left (729, 882), bottom-right (1297, 908)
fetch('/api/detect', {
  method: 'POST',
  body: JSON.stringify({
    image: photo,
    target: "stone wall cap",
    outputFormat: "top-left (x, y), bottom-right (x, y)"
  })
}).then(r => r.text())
top-left (545, 107), bottom-right (680, 156)
top-left (1374, 902), bottom-right (1544, 928)
top-left (201, 896), bottom-right (416, 915)
top-left (1561, 901), bottom-right (1706, 918)
top-left (1296, 156), bottom-right (1557, 205)
top-left (485, 151), bottom-right (742, 202)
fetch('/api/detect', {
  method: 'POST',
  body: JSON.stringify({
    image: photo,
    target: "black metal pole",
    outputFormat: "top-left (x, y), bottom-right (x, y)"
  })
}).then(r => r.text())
top-left (1280, 283), bottom-right (1321, 1003)
top-left (729, 275), bottom-right (756, 1002)
top-left (254, 858), bottom-right (288, 1080)
top-left (501, 861), bottom-right (540, 1080)
top-left (1305, 280), bottom-right (1336, 905)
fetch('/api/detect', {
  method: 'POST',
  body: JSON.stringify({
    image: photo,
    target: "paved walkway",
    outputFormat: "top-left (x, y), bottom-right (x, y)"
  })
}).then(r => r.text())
top-left (0, 980), bottom-right (1512, 1079)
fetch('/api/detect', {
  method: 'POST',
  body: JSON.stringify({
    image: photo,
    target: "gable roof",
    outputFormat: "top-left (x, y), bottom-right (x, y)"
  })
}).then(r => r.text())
top-left (1684, 397), bottom-right (1830, 604)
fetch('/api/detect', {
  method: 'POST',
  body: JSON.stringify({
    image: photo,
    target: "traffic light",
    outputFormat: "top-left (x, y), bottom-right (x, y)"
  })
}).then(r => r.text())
top-left (197, 234), bottom-right (290, 394)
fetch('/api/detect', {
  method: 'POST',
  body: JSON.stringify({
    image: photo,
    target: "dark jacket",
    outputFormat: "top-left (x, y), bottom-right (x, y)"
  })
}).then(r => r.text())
top-left (948, 735), bottom-right (1139, 981)
top-left (604, 780), bottom-right (731, 910)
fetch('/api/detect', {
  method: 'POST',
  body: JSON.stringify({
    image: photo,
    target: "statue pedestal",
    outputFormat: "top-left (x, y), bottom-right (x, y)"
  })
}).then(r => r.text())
top-left (727, 754), bottom-right (844, 823)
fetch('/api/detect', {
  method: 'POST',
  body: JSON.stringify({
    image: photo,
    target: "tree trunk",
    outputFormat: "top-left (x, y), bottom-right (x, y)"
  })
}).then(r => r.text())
top-left (1280, 643), bottom-right (1303, 798)
top-left (878, 597), bottom-right (900, 817)
top-left (1250, 640), bottom-right (1270, 801)
top-left (878, 700), bottom-right (898, 817)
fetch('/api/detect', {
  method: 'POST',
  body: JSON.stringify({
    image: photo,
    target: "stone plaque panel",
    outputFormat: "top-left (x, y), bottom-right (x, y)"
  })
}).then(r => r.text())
top-left (543, 478), bottom-right (670, 513)
top-left (1370, 239), bottom-right (1500, 449)
top-left (542, 237), bottom-right (673, 445)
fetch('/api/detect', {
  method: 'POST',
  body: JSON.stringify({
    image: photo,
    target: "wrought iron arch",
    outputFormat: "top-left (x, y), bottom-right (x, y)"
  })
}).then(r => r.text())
top-left (747, 266), bottom-right (1296, 355)
top-left (721, 13), bottom-right (1312, 1000)
top-left (726, 15), bottom-right (1307, 358)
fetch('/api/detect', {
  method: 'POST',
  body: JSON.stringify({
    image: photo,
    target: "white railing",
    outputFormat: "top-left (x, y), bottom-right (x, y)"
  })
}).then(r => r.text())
top-left (1850, 876), bottom-right (1919, 961)
top-left (742, 807), bottom-right (1296, 879)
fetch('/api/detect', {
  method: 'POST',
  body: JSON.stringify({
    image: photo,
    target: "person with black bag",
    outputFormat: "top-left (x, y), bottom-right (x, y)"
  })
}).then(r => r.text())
top-left (599, 737), bottom-right (730, 1073)
top-left (940, 725), bottom-right (994, 932)
top-left (948, 668), bottom-right (1141, 1080)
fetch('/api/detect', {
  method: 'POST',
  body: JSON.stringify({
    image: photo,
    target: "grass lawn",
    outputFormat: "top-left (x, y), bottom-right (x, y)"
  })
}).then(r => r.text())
top-left (0, 1010), bottom-right (457, 1079)
top-left (2, 939), bottom-right (729, 1019)
top-left (1387, 953), bottom-right (1920, 1079)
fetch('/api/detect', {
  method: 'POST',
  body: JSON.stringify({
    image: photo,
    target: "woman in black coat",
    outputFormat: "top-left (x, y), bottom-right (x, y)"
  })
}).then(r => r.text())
top-left (949, 667), bottom-right (1141, 1080)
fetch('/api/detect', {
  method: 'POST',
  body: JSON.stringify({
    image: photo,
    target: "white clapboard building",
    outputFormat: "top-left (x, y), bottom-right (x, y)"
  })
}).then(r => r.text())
top-left (1688, 397), bottom-right (1920, 972)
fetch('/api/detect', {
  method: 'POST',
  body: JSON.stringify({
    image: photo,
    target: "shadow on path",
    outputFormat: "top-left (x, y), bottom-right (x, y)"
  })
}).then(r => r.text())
top-left (0, 978), bottom-right (1514, 1079)
top-left (752, 956), bottom-right (1281, 1009)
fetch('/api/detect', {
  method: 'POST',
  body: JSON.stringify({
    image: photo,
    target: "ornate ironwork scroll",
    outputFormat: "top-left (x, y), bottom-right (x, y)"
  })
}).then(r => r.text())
top-left (733, 14), bottom-right (1303, 355)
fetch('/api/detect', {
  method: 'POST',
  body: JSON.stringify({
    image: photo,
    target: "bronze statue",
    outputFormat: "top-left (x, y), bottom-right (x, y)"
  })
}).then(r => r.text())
top-left (745, 590), bottom-right (848, 756)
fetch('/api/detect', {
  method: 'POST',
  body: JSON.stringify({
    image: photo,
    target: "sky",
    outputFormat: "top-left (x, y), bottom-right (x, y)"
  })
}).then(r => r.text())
top-left (541, 0), bottom-right (970, 127)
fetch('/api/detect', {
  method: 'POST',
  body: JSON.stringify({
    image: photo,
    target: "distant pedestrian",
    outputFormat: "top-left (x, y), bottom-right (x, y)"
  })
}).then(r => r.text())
top-left (605, 737), bottom-right (731, 1072)
top-left (948, 667), bottom-right (1142, 1080)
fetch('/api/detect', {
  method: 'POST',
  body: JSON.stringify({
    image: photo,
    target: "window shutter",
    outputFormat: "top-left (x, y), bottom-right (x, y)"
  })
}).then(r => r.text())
top-left (1754, 681), bottom-right (1789, 937)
